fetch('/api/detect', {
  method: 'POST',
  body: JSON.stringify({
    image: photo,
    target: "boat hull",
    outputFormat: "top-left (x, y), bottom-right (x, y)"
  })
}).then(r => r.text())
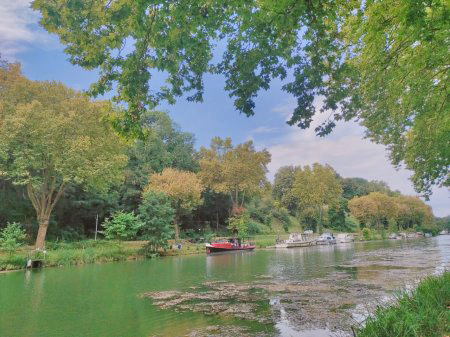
top-left (205, 244), bottom-right (255, 254)
top-left (286, 240), bottom-right (315, 248)
top-left (316, 240), bottom-right (336, 245)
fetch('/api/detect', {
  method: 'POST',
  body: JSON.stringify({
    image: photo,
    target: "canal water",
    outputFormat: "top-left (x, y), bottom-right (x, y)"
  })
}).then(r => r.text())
top-left (1, 236), bottom-right (448, 337)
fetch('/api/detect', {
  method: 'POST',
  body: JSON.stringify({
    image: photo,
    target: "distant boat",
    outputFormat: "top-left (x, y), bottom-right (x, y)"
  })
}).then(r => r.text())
top-left (316, 233), bottom-right (336, 245)
top-left (205, 238), bottom-right (255, 254)
top-left (336, 233), bottom-right (354, 243)
top-left (424, 233), bottom-right (432, 238)
top-left (275, 233), bottom-right (315, 248)
top-left (439, 230), bottom-right (449, 235)
top-left (388, 233), bottom-right (399, 240)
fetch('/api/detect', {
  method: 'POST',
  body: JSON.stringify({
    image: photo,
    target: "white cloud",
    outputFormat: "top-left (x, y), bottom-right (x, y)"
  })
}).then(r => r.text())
top-left (265, 99), bottom-right (449, 217)
top-left (0, 0), bottom-right (50, 58)
top-left (271, 98), bottom-right (297, 120)
top-left (251, 126), bottom-right (278, 134)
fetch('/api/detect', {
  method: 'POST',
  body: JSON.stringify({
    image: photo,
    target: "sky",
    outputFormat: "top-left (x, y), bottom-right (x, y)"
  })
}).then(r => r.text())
top-left (1, 0), bottom-right (448, 216)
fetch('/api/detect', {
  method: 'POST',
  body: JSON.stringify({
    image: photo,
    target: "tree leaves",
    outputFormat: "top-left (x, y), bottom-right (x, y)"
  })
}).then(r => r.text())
top-left (32, 0), bottom-right (450, 195)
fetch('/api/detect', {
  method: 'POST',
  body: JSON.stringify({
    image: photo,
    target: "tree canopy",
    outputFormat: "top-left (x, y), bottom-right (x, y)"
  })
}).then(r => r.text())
top-left (348, 192), bottom-right (433, 231)
top-left (32, 0), bottom-right (450, 195)
top-left (198, 137), bottom-right (271, 214)
top-left (146, 168), bottom-right (203, 240)
top-left (291, 163), bottom-right (343, 232)
top-left (0, 64), bottom-right (127, 248)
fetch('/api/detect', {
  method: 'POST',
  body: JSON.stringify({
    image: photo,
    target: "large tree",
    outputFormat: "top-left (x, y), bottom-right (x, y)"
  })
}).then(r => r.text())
top-left (146, 168), bottom-right (203, 240)
top-left (395, 196), bottom-right (433, 230)
top-left (119, 110), bottom-right (198, 211)
top-left (272, 166), bottom-right (301, 215)
top-left (198, 137), bottom-right (271, 214)
top-left (32, 0), bottom-right (449, 195)
top-left (291, 163), bottom-right (342, 233)
top-left (348, 192), bottom-right (398, 230)
top-left (0, 64), bottom-right (127, 249)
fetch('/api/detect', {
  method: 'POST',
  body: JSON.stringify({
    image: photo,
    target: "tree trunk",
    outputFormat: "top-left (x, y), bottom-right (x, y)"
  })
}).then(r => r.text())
top-left (35, 219), bottom-right (49, 250)
top-left (174, 216), bottom-right (180, 241)
top-left (318, 206), bottom-right (323, 234)
top-left (27, 180), bottom-right (65, 250)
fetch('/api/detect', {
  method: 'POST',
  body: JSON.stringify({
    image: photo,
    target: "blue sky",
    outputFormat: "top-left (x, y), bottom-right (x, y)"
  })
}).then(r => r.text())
top-left (1, 0), bottom-right (448, 216)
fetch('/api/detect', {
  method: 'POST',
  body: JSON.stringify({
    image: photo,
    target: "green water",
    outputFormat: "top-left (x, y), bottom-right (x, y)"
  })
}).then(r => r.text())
top-left (1, 237), bottom-right (448, 337)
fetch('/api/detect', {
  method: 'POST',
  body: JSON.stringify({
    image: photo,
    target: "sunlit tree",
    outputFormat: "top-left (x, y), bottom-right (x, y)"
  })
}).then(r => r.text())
top-left (146, 168), bottom-right (203, 240)
top-left (0, 64), bottom-right (127, 249)
top-left (198, 137), bottom-right (270, 214)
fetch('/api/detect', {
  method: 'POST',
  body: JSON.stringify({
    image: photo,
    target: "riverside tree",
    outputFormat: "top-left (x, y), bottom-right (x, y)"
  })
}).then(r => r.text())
top-left (139, 190), bottom-right (174, 253)
top-left (291, 164), bottom-right (342, 233)
top-left (348, 192), bottom-right (398, 230)
top-left (146, 168), bottom-right (203, 240)
top-left (198, 137), bottom-right (271, 214)
top-left (0, 64), bottom-right (127, 249)
top-left (32, 0), bottom-right (450, 195)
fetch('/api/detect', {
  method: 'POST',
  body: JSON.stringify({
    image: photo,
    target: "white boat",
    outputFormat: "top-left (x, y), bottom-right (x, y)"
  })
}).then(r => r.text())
top-left (336, 233), bottom-right (354, 243)
top-left (388, 233), bottom-right (398, 240)
top-left (439, 230), bottom-right (449, 235)
top-left (316, 233), bottom-right (336, 245)
top-left (424, 233), bottom-right (432, 238)
top-left (275, 233), bottom-right (316, 248)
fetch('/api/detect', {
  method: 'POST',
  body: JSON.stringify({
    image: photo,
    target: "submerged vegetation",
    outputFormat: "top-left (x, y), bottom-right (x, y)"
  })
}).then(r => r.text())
top-left (357, 272), bottom-right (450, 337)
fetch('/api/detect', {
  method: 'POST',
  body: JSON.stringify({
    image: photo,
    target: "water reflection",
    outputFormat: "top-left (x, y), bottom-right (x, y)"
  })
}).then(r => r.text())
top-left (0, 237), bottom-right (448, 337)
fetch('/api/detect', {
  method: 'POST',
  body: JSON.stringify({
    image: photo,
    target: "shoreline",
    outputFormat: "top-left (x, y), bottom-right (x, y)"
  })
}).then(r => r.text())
top-left (1, 235), bottom-right (437, 273)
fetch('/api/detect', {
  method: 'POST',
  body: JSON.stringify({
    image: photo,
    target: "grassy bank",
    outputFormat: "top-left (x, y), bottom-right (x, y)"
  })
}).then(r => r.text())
top-left (356, 271), bottom-right (450, 337)
top-left (0, 240), bottom-right (206, 271)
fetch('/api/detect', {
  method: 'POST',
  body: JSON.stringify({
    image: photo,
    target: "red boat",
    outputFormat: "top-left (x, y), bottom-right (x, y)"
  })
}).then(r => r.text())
top-left (205, 238), bottom-right (255, 254)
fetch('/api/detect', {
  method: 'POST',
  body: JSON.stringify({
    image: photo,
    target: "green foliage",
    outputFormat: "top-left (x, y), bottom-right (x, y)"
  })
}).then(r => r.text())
top-left (33, 0), bottom-right (449, 194)
top-left (0, 222), bottom-right (26, 253)
top-left (341, 178), bottom-right (397, 200)
top-left (272, 166), bottom-right (301, 214)
top-left (119, 111), bottom-right (198, 212)
top-left (227, 213), bottom-right (249, 238)
top-left (0, 64), bottom-right (127, 248)
top-left (199, 137), bottom-right (271, 213)
top-left (349, 192), bottom-right (434, 232)
top-left (0, 254), bottom-right (27, 271)
top-left (357, 272), bottom-right (450, 337)
top-left (271, 206), bottom-right (291, 233)
top-left (328, 198), bottom-right (347, 231)
top-left (101, 211), bottom-right (143, 241)
top-left (362, 228), bottom-right (376, 241)
top-left (292, 163), bottom-right (343, 232)
top-left (138, 191), bottom-right (174, 253)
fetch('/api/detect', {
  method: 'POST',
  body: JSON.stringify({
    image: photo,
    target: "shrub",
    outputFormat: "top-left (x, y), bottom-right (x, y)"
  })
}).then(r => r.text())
top-left (362, 227), bottom-right (375, 241)
top-left (228, 213), bottom-right (250, 238)
top-left (0, 222), bottom-right (27, 253)
top-left (101, 211), bottom-right (143, 240)
top-left (139, 191), bottom-right (174, 253)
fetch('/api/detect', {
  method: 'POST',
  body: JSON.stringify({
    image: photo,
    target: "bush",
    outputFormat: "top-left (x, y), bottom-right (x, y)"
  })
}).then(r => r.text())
top-left (228, 213), bottom-right (250, 238)
top-left (362, 227), bottom-right (376, 241)
top-left (0, 222), bottom-right (27, 253)
top-left (139, 191), bottom-right (174, 253)
top-left (101, 211), bottom-right (143, 240)
top-left (272, 207), bottom-right (291, 232)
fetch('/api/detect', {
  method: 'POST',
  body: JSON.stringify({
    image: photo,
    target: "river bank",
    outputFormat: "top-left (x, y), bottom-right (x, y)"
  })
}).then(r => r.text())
top-left (1, 233), bottom-right (439, 272)
top-left (356, 271), bottom-right (449, 337)
top-left (0, 239), bottom-right (206, 272)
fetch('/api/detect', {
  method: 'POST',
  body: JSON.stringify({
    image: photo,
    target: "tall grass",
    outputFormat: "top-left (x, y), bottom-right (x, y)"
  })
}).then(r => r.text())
top-left (356, 271), bottom-right (450, 337)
